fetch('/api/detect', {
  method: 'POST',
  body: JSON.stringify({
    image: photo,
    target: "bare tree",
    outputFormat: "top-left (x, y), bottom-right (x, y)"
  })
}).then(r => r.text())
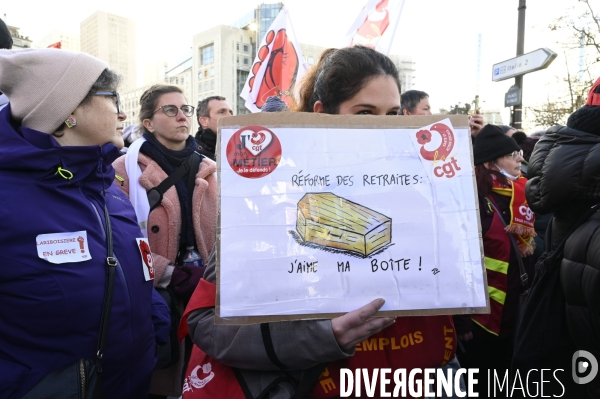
top-left (528, 99), bottom-right (571, 127)
top-left (528, 0), bottom-right (600, 128)
top-left (548, 0), bottom-right (600, 107)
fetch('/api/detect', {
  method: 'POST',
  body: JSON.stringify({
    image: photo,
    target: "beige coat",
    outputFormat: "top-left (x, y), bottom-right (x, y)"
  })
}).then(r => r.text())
top-left (113, 152), bottom-right (217, 396)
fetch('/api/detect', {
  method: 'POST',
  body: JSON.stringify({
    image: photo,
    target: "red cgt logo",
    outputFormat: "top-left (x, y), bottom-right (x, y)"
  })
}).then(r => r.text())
top-left (415, 123), bottom-right (461, 179)
top-left (226, 126), bottom-right (282, 179)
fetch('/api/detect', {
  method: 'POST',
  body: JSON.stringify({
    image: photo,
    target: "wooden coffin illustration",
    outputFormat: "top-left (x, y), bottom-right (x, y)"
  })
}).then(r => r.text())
top-left (296, 193), bottom-right (392, 256)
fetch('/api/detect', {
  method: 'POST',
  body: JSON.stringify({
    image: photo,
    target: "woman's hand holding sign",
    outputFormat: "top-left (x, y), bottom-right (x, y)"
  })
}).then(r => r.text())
top-left (331, 298), bottom-right (395, 351)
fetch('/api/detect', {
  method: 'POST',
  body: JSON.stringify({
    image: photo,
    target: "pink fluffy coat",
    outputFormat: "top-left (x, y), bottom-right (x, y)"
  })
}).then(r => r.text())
top-left (113, 153), bottom-right (217, 283)
top-left (112, 152), bottom-right (217, 396)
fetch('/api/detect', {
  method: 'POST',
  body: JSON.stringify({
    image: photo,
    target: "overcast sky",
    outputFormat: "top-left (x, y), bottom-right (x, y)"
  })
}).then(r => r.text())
top-left (2, 0), bottom-right (594, 128)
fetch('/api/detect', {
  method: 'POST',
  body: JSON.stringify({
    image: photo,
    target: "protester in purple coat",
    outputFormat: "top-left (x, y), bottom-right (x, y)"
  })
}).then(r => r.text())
top-left (0, 49), bottom-right (170, 399)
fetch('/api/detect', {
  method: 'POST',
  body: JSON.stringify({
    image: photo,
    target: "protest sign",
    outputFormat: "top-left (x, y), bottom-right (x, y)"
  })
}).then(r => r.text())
top-left (216, 113), bottom-right (488, 324)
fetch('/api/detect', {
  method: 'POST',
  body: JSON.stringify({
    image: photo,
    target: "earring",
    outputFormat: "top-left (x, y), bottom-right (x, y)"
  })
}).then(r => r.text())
top-left (65, 116), bottom-right (77, 128)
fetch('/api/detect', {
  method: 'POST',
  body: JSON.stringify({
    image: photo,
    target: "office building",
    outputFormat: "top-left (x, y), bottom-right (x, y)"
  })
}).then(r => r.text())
top-left (80, 11), bottom-right (137, 91)
top-left (6, 25), bottom-right (31, 49)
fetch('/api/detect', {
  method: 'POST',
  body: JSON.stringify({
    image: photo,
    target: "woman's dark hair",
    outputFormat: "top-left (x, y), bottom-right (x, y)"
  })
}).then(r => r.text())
top-left (400, 90), bottom-right (428, 115)
top-left (475, 164), bottom-right (509, 198)
top-left (138, 84), bottom-right (183, 134)
top-left (294, 46), bottom-right (401, 114)
top-left (53, 68), bottom-right (121, 137)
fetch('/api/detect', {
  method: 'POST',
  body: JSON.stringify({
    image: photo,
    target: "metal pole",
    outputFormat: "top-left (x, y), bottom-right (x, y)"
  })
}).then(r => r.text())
top-left (513, 0), bottom-right (526, 129)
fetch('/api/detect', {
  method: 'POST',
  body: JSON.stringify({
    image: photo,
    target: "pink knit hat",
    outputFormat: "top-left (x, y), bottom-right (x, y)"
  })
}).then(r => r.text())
top-left (0, 48), bottom-right (108, 134)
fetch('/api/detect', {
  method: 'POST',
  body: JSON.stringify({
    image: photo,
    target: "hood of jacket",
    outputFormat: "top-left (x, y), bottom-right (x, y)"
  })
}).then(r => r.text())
top-left (526, 125), bottom-right (600, 214)
top-left (0, 104), bottom-right (120, 190)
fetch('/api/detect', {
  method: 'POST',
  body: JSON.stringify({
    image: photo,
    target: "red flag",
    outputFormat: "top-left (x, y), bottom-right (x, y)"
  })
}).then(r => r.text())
top-left (344, 0), bottom-right (405, 55)
top-left (240, 7), bottom-right (307, 113)
top-left (47, 42), bottom-right (62, 49)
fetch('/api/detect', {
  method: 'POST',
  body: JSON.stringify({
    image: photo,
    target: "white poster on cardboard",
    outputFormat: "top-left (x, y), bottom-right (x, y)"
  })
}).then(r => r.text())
top-left (218, 117), bottom-right (486, 319)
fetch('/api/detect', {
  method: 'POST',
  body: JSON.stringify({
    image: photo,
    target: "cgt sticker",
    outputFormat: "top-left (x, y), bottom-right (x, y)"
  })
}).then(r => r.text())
top-left (226, 126), bottom-right (282, 179)
top-left (136, 238), bottom-right (155, 281)
top-left (412, 119), bottom-right (466, 182)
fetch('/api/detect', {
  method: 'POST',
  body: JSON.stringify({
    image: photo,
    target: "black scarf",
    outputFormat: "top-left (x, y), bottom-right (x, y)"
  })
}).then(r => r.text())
top-left (140, 133), bottom-right (198, 251)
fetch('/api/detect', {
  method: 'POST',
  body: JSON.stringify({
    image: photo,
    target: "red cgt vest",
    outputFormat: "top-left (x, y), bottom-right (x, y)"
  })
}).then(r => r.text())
top-left (471, 199), bottom-right (511, 336)
top-left (179, 279), bottom-right (457, 399)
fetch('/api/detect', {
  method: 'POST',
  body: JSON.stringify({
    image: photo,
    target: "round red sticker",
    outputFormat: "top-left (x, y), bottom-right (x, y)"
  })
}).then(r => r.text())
top-left (226, 126), bottom-right (282, 179)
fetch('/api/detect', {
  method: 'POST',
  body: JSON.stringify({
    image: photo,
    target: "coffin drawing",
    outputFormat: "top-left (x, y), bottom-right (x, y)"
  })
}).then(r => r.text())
top-left (296, 193), bottom-right (392, 257)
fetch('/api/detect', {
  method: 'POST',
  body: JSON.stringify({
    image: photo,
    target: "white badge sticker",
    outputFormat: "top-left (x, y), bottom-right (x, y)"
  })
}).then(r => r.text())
top-left (36, 231), bottom-right (92, 264)
top-left (136, 238), bottom-right (155, 281)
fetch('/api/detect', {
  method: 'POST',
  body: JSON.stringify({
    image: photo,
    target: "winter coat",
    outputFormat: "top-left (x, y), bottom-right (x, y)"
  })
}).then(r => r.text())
top-left (112, 150), bottom-right (218, 396)
top-left (112, 152), bottom-right (217, 284)
top-left (0, 105), bottom-right (170, 399)
top-left (526, 125), bottom-right (600, 394)
top-left (194, 128), bottom-right (216, 161)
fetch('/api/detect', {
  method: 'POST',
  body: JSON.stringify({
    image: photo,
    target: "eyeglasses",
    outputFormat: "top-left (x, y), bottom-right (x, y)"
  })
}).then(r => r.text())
top-left (153, 105), bottom-right (195, 117)
top-left (505, 150), bottom-right (524, 160)
top-left (93, 91), bottom-right (121, 114)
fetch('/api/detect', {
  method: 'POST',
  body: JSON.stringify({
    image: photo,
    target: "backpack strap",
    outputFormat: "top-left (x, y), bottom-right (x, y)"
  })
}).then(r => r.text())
top-left (147, 152), bottom-right (204, 212)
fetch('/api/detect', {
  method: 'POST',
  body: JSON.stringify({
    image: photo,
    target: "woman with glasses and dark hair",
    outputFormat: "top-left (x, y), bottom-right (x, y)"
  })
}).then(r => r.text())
top-left (112, 84), bottom-right (218, 399)
top-left (0, 49), bottom-right (170, 398)
top-left (455, 124), bottom-right (535, 387)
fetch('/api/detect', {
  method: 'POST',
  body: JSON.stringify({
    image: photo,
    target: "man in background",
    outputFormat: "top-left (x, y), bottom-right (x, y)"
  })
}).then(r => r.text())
top-left (401, 90), bottom-right (484, 137)
top-left (194, 96), bottom-right (233, 160)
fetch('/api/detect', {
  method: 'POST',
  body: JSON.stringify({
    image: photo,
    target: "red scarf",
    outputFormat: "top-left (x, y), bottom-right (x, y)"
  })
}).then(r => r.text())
top-left (491, 176), bottom-right (536, 256)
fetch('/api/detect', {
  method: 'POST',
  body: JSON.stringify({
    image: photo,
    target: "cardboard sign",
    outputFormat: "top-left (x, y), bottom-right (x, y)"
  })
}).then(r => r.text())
top-left (216, 114), bottom-right (488, 324)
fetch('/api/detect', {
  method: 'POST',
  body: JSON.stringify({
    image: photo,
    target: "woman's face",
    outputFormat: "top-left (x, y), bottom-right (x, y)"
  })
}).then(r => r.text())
top-left (495, 151), bottom-right (523, 176)
top-left (403, 97), bottom-right (432, 115)
top-left (57, 94), bottom-right (126, 148)
top-left (143, 92), bottom-right (191, 150)
top-left (314, 75), bottom-right (401, 116)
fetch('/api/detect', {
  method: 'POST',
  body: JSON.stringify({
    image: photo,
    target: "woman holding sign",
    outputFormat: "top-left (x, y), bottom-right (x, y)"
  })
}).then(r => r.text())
top-left (182, 46), bottom-right (463, 399)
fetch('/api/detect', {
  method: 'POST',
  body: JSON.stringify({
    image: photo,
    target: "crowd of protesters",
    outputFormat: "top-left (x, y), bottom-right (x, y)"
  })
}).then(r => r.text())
top-left (2, 13), bottom-right (600, 399)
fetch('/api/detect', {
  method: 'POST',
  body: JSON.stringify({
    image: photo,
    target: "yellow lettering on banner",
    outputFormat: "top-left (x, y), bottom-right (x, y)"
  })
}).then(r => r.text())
top-left (445, 349), bottom-right (452, 361)
top-left (379, 337), bottom-right (390, 350)
top-left (414, 331), bottom-right (423, 344)
top-left (358, 331), bottom-right (426, 352)
top-left (445, 336), bottom-right (453, 349)
top-left (320, 378), bottom-right (336, 393)
top-left (320, 367), bottom-right (330, 378)
top-left (443, 325), bottom-right (455, 361)
top-left (400, 335), bottom-right (409, 348)
top-left (363, 338), bottom-right (378, 351)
